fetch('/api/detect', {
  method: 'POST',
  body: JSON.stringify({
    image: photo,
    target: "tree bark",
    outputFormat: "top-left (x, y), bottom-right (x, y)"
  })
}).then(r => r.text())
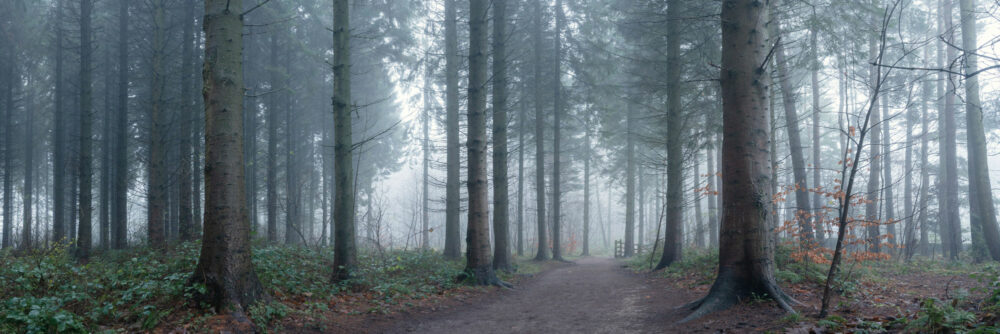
top-left (918, 70), bottom-right (931, 257)
top-left (532, 0), bottom-right (549, 261)
top-left (959, 0), bottom-right (1000, 261)
top-left (332, 0), bottom-right (356, 282)
top-left (52, 0), bottom-right (67, 244)
top-left (77, 0), bottom-right (94, 260)
top-left (810, 12), bottom-right (824, 242)
top-left (773, 15), bottom-right (815, 242)
top-left (939, 0), bottom-right (961, 260)
top-left (656, 0), bottom-right (681, 267)
top-left (179, 0), bottom-right (196, 242)
top-left (881, 102), bottom-right (896, 250)
top-left (492, 0), bottom-right (512, 271)
top-left (422, 56), bottom-right (432, 251)
top-left (517, 84), bottom-right (526, 256)
top-left (112, 0), bottom-right (129, 249)
top-left (191, 0), bottom-right (265, 315)
top-left (266, 29), bottom-right (280, 244)
top-left (465, 0), bottom-right (506, 286)
top-left (683, 0), bottom-right (795, 321)
top-left (147, 0), bottom-right (168, 248)
top-left (864, 29), bottom-right (882, 254)
top-left (443, 0), bottom-right (462, 260)
top-left (625, 102), bottom-right (636, 258)
top-left (551, 0), bottom-right (565, 261)
top-left (2, 43), bottom-right (13, 250)
top-left (582, 112), bottom-right (591, 256)
top-left (23, 72), bottom-right (34, 250)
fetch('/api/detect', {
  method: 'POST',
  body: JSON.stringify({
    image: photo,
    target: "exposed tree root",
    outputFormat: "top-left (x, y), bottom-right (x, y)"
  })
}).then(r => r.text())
top-left (679, 281), bottom-right (797, 323)
top-left (457, 265), bottom-right (514, 289)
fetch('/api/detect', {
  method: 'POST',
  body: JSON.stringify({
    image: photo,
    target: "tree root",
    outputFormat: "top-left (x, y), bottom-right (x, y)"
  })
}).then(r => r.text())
top-left (679, 283), bottom-right (797, 323)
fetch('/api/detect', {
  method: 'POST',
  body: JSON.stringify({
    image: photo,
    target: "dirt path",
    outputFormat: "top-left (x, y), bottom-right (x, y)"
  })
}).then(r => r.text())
top-left (381, 257), bottom-right (696, 334)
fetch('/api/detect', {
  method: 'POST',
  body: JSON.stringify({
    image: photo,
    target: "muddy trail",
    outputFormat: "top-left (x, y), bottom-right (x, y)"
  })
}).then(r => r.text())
top-left (377, 257), bottom-right (720, 334)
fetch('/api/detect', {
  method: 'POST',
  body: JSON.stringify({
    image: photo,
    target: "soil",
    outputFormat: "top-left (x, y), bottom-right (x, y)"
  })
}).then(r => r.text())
top-left (376, 256), bottom-right (771, 333)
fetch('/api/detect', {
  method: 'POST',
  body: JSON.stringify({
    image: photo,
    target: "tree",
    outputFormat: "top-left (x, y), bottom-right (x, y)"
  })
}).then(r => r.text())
top-left (148, 0), bottom-right (168, 248)
top-left (112, 0), bottom-right (129, 249)
top-left (52, 0), bottom-right (68, 244)
top-left (332, 0), bottom-right (357, 282)
top-left (532, 0), bottom-right (550, 261)
top-left (77, 0), bottom-right (95, 260)
top-left (492, 0), bottom-right (513, 271)
top-left (582, 110), bottom-right (592, 256)
top-left (624, 101), bottom-right (635, 258)
top-left (772, 13), bottom-right (815, 242)
top-left (464, 0), bottom-right (507, 286)
top-left (442, 0), bottom-right (462, 260)
top-left (939, 0), bottom-right (961, 260)
top-left (551, 0), bottom-right (565, 261)
top-left (959, 0), bottom-right (1000, 261)
top-left (266, 25), bottom-right (280, 244)
top-left (682, 0), bottom-right (796, 321)
top-left (655, 0), bottom-right (681, 267)
top-left (190, 0), bottom-right (265, 314)
top-left (178, 0), bottom-right (197, 242)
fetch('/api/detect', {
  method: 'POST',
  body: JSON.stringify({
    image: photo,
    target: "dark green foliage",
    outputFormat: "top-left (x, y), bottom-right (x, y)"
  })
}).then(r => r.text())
top-left (0, 243), bottom-right (465, 332)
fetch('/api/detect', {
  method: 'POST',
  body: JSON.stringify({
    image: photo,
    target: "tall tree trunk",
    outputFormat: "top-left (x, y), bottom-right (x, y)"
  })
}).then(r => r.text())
top-left (112, 0), bottom-right (129, 249)
top-left (2, 47), bottom-right (13, 249)
top-left (52, 0), bottom-right (67, 244)
top-left (694, 152), bottom-right (704, 248)
top-left (191, 0), bottom-right (265, 314)
top-left (582, 112), bottom-right (591, 256)
top-left (881, 102), bottom-right (896, 250)
top-left (422, 56), bottom-right (432, 251)
top-left (285, 60), bottom-right (299, 245)
top-left (531, 0), bottom-right (549, 261)
top-left (23, 74), bottom-right (34, 250)
top-left (707, 115), bottom-right (719, 247)
top-left (773, 16), bottom-right (815, 242)
top-left (442, 0), bottom-right (462, 259)
top-left (810, 12), bottom-right (824, 242)
top-left (683, 0), bottom-right (795, 321)
top-left (266, 31), bottom-right (280, 244)
top-left (492, 0), bottom-right (512, 271)
top-left (864, 28), bottom-right (882, 254)
top-left (918, 69), bottom-right (931, 257)
top-left (77, 0), bottom-right (94, 260)
top-left (465, 0), bottom-right (506, 286)
top-left (939, 0), bottom-right (961, 260)
top-left (179, 0), bottom-right (196, 241)
top-left (332, 0), bottom-right (356, 282)
top-left (639, 165), bottom-right (645, 251)
top-left (625, 102), bottom-right (636, 258)
top-left (656, 0), bottom-right (681, 267)
top-left (903, 88), bottom-right (915, 259)
top-left (148, 0), bottom-right (167, 248)
top-left (517, 84), bottom-right (526, 256)
top-left (960, 0), bottom-right (1000, 261)
top-left (551, 0), bottom-right (564, 261)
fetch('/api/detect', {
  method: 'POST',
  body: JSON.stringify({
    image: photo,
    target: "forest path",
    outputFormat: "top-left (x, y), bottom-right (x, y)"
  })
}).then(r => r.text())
top-left (383, 257), bottom-right (690, 334)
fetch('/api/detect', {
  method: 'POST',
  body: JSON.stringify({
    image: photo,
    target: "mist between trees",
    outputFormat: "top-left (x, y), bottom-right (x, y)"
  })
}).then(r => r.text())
top-left (2, 0), bottom-right (1000, 331)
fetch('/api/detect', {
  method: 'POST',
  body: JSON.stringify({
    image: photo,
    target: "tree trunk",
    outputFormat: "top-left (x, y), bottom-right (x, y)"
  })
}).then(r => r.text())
top-left (532, 0), bottom-right (549, 261)
top-left (939, 0), bottom-right (961, 260)
top-left (112, 0), bottom-right (129, 249)
top-left (191, 0), bottom-right (265, 315)
top-left (810, 12), bottom-right (824, 243)
top-left (52, 0), bottom-right (67, 245)
top-left (179, 0), bottom-right (196, 242)
top-left (517, 84), bottom-right (526, 256)
top-left (492, 0), bottom-right (512, 271)
top-left (550, 0), bottom-right (564, 261)
top-left (582, 112), bottom-right (591, 256)
top-left (656, 0), bottom-right (681, 267)
top-left (422, 57), bottom-right (432, 251)
top-left (683, 0), bottom-right (795, 321)
top-left (285, 56), bottom-right (299, 245)
top-left (864, 32), bottom-right (882, 254)
top-left (266, 30), bottom-right (280, 244)
top-left (465, 0), bottom-right (506, 286)
top-left (625, 102), bottom-right (636, 258)
top-left (148, 0), bottom-right (168, 248)
top-left (694, 152), bottom-right (704, 248)
top-left (443, 0), bottom-right (462, 260)
top-left (707, 116), bottom-right (719, 247)
top-left (903, 86), bottom-right (915, 259)
top-left (23, 73), bottom-right (34, 250)
top-left (918, 70), bottom-right (931, 257)
top-left (77, 0), bottom-right (94, 260)
top-left (773, 16), bottom-right (815, 242)
top-left (960, 0), bottom-right (1000, 261)
top-left (2, 46), bottom-right (13, 249)
top-left (332, 0), bottom-right (356, 282)
top-left (881, 102), bottom-right (896, 250)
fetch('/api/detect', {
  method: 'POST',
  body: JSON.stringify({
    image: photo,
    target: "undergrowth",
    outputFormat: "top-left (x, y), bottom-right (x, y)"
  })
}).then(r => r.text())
top-left (0, 241), bottom-right (466, 333)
